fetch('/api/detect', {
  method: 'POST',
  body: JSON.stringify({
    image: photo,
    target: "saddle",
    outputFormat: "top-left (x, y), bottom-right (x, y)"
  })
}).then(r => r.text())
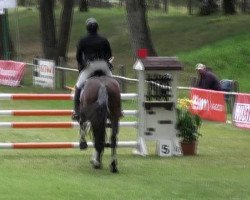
top-left (87, 60), bottom-right (112, 78)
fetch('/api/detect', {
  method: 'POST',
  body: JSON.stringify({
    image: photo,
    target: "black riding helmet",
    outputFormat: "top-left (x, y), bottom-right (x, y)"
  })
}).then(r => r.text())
top-left (86, 18), bottom-right (99, 34)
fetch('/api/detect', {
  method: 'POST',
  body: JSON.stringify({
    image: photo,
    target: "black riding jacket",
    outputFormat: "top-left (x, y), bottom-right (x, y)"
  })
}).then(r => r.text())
top-left (197, 70), bottom-right (222, 91)
top-left (76, 33), bottom-right (112, 72)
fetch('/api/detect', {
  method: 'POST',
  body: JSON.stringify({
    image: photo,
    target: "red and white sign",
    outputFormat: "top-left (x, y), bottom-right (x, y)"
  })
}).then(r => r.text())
top-left (0, 60), bottom-right (26, 87)
top-left (233, 93), bottom-right (250, 129)
top-left (189, 88), bottom-right (226, 122)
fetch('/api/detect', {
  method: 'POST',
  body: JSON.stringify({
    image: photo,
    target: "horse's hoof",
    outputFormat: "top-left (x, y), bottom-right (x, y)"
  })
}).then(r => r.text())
top-left (93, 164), bottom-right (102, 169)
top-left (110, 160), bottom-right (119, 173)
top-left (79, 141), bottom-right (88, 150)
top-left (110, 167), bottom-right (119, 173)
top-left (90, 160), bottom-right (102, 169)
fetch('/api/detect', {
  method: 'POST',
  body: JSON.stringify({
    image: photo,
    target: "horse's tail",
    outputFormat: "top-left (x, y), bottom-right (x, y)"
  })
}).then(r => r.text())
top-left (97, 85), bottom-right (108, 108)
top-left (83, 84), bottom-right (108, 127)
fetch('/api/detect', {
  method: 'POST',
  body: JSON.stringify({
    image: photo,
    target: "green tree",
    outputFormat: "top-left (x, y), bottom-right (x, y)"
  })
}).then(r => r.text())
top-left (39, 0), bottom-right (74, 63)
top-left (223, 0), bottom-right (236, 14)
top-left (241, 0), bottom-right (247, 13)
top-left (79, 0), bottom-right (88, 12)
top-left (18, 0), bottom-right (26, 6)
top-left (199, 0), bottom-right (218, 15)
top-left (125, 0), bottom-right (157, 57)
top-left (0, 12), bottom-right (14, 59)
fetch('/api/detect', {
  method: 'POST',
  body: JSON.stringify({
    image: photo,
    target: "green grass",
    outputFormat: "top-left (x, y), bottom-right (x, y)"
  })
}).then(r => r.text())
top-left (0, 99), bottom-right (249, 200)
top-left (1, 7), bottom-right (250, 200)
top-left (0, 120), bottom-right (249, 200)
top-left (179, 33), bottom-right (250, 91)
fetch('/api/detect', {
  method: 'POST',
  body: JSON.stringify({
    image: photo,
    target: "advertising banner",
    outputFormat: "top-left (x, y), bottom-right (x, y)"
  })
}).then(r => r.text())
top-left (189, 88), bottom-right (226, 122)
top-left (33, 58), bottom-right (55, 89)
top-left (0, 60), bottom-right (26, 87)
top-left (233, 93), bottom-right (250, 129)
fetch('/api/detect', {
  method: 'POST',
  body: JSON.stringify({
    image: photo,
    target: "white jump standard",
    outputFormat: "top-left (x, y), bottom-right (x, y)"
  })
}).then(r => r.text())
top-left (134, 57), bottom-right (183, 156)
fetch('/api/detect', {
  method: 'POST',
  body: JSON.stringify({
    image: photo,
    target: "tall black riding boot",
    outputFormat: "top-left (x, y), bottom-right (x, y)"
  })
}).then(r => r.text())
top-left (72, 87), bottom-right (82, 121)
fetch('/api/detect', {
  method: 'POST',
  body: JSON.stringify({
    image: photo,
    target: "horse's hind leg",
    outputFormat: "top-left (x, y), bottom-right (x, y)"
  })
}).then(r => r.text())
top-left (91, 144), bottom-right (103, 169)
top-left (91, 150), bottom-right (103, 169)
top-left (79, 121), bottom-right (89, 150)
top-left (110, 119), bottom-right (119, 173)
top-left (91, 127), bottom-right (105, 169)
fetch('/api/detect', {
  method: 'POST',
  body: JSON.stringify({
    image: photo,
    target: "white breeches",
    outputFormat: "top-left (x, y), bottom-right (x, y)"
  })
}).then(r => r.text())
top-left (76, 60), bottom-right (112, 89)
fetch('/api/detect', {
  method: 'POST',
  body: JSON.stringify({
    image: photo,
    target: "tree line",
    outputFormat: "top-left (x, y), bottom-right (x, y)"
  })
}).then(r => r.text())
top-left (0, 0), bottom-right (248, 63)
top-left (16, 0), bottom-right (249, 15)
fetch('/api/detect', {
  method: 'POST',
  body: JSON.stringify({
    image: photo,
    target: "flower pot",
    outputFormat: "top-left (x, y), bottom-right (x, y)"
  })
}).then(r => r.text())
top-left (181, 141), bottom-right (197, 155)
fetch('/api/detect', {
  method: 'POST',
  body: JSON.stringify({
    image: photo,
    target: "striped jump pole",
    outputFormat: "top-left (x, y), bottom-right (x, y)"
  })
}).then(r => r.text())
top-left (0, 93), bottom-right (74, 100)
top-left (0, 92), bottom-right (143, 153)
top-left (0, 121), bottom-right (138, 128)
top-left (0, 110), bottom-right (73, 116)
top-left (0, 93), bottom-right (138, 100)
top-left (0, 110), bottom-right (138, 117)
top-left (0, 141), bottom-right (139, 149)
top-left (0, 122), bottom-right (78, 128)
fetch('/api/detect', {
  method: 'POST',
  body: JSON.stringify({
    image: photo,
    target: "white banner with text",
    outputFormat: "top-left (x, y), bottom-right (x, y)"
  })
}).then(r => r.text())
top-left (233, 93), bottom-right (250, 129)
top-left (33, 58), bottom-right (55, 89)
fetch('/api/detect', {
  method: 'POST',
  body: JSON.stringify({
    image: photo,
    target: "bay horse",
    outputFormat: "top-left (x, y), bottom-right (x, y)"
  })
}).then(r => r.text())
top-left (79, 75), bottom-right (122, 173)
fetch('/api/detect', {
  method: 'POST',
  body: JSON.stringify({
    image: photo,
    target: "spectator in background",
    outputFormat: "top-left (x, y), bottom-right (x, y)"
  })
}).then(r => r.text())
top-left (195, 63), bottom-right (222, 91)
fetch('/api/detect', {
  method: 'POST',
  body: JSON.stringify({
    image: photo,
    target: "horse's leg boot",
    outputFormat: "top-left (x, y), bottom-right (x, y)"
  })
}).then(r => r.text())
top-left (72, 87), bottom-right (82, 121)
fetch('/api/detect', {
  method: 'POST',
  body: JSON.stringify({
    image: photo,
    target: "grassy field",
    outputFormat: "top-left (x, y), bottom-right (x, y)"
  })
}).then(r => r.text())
top-left (0, 7), bottom-right (250, 200)
top-left (0, 113), bottom-right (249, 200)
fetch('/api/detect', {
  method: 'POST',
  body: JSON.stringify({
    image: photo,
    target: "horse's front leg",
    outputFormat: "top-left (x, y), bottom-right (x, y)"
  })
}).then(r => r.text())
top-left (110, 119), bottom-right (119, 173)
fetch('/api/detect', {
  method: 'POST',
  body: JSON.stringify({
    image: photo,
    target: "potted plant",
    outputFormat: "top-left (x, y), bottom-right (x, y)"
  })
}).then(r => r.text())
top-left (176, 98), bottom-right (202, 155)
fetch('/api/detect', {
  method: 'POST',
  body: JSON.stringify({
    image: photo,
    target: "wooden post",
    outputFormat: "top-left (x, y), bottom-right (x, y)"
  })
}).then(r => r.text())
top-left (58, 57), bottom-right (66, 89)
top-left (60, 69), bottom-right (66, 89)
top-left (163, 0), bottom-right (169, 13)
top-left (187, 0), bottom-right (193, 15)
top-left (118, 64), bottom-right (127, 93)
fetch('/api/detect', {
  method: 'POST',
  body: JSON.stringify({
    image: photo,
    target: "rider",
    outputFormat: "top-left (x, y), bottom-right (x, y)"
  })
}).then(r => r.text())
top-left (72, 17), bottom-right (113, 121)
